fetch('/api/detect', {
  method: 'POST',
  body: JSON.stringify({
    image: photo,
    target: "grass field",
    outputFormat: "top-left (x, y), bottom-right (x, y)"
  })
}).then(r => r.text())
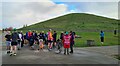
top-left (74, 32), bottom-right (119, 47)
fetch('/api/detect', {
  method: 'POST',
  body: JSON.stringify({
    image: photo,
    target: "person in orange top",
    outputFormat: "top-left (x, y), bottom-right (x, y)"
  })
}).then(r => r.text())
top-left (47, 29), bottom-right (53, 50)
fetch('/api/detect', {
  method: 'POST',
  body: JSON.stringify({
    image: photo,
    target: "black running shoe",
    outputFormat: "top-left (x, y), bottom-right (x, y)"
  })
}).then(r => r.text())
top-left (7, 51), bottom-right (10, 54)
top-left (9, 53), bottom-right (12, 56)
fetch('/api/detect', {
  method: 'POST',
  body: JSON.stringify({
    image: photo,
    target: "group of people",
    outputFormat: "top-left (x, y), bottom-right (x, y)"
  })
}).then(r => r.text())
top-left (5, 29), bottom-right (76, 56)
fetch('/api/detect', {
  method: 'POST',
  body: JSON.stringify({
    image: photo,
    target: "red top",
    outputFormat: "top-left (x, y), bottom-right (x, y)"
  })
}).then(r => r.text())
top-left (63, 35), bottom-right (71, 48)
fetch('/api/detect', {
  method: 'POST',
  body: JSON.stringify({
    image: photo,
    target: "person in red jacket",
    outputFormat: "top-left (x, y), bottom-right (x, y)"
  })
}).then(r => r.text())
top-left (63, 32), bottom-right (71, 55)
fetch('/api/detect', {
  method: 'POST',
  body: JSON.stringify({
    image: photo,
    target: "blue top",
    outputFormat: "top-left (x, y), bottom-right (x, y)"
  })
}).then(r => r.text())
top-left (100, 32), bottom-right (104, 37)
top-left (26, 32), bottom-right (28, 39)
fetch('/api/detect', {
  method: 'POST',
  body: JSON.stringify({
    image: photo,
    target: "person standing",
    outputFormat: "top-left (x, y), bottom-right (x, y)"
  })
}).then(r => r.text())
top-left (60, 31), bottom-right (64, 45)
top-left (41, 31), bottom-right (46, 45)
top-left (114, 29), bottom-right (117, 36)
top-left (28, 30), bottom-right (32, 44)
top-left (47, 29), bottom-right (53, 50)
top-left (17, 32), bottom-right (22, 50)
top-left (33, 31), bottom-right (38, 44)
top-left (38, 32), bottom-right (44, 50)
top-left (63, 32), bottom-right (71, 55)
top-left (70, 31), bottom-right (75, 54)
top-left (52, 31), bottom-right (57, 49)
top-left (10, 30), bottom-right (19, 56)
top-left (29, 33), bottom-right (35, 50)
top-left (5, 31), bottom-right (11, 54)
top-left (20, 31), bottom-right (24, 47)
top-left (100, 31), bottom-right (104, 44)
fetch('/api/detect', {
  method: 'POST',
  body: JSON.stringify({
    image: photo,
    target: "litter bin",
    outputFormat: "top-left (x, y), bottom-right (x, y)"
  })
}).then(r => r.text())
top-left (87, 40), bottom-right (95, 46)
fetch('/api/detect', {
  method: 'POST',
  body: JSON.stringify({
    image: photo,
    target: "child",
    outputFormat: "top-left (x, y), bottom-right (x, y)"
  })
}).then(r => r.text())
top-left (63, 32), bottom-right (71, 55)
top-left (56, 39), bottom-right (62, 54)
top-left (39, 39), bottom-right (44, 50)
top-left (38, 32), bottom-right (44, 50)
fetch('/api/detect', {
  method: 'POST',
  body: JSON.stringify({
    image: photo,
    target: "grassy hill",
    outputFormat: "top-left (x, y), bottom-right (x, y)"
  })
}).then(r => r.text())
top-left (19, 13), bottom-right (119, 32)
top-left (18, 13), bottom-right (119, 47)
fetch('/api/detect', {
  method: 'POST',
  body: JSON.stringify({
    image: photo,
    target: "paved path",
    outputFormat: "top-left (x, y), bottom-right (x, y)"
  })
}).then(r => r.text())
top-left (2, 45), bottom-right (119, 64)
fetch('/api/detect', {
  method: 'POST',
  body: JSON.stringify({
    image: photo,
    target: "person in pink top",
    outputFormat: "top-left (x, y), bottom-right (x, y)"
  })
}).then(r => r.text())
top-left (63, 32), bottom-right (71, 55)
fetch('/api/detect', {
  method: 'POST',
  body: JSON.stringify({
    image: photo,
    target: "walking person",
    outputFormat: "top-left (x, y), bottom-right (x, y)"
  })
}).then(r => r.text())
top-left (70, 31), bottom-right (75, 54)
top-left (100, 31), bottom-right (104, 44)
top-left (63, 32), bottom-right (71, 55)
top-left (10, 30), bottom-right (19, 56)
top-left (5, 31), bottom-right (11, 54)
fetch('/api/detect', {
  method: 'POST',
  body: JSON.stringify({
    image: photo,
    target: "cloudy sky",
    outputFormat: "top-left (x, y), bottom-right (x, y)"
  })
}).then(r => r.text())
top-left (1, 0), bottom-right (119, 29)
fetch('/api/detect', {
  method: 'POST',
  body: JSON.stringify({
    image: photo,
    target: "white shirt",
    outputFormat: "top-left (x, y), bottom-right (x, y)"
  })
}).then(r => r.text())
top-left (19, 33), bottom-right (22, 40)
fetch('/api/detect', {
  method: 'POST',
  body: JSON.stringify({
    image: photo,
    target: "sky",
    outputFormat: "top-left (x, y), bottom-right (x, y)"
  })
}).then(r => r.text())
top-left (1, 0), bottom-right (119, 29)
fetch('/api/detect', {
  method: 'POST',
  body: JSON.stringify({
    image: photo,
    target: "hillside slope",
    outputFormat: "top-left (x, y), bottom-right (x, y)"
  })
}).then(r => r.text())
top-left (19, 13), bottom-right (119, 31)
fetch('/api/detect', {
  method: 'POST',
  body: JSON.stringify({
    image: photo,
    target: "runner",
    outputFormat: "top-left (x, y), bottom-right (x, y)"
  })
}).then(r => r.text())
top-left (63, 32), bottom-right (71, 55)
top-left (10, 30), bottom-right (19, 56)
top-left (5, 31), bottom-right (11, 54)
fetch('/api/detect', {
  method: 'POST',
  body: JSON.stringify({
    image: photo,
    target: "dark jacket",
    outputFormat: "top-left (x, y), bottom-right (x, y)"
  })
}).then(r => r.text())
top-left (5, 34), bottom-right (11, 41)
top-left (11, 32), bottom-right (19, 42)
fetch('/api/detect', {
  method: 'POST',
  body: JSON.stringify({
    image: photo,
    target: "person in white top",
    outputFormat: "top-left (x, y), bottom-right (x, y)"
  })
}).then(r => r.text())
top-left (17, 32), bottom-right (22, 50)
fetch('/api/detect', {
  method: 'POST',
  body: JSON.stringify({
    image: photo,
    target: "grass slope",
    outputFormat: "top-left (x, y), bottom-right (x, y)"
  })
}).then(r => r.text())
top-left (19, 13), bottom-right (119, 31)
top-left (18, 13), bottom-right (119, 47)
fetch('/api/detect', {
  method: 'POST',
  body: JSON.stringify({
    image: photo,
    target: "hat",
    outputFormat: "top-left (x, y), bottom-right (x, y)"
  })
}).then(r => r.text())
top-left (66, 32), bottom-right (68, 35)
top-left (13, 28), bottom-right (16, 31)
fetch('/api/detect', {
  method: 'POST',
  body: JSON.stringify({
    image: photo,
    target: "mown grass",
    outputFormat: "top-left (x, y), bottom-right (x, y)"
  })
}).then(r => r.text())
top-left (74, 32), bottom-right (119, 47)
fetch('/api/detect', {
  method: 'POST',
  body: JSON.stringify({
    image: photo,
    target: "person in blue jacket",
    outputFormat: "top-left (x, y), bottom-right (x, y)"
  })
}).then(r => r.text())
top-left (100, 31), bottom-right (104, 44)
